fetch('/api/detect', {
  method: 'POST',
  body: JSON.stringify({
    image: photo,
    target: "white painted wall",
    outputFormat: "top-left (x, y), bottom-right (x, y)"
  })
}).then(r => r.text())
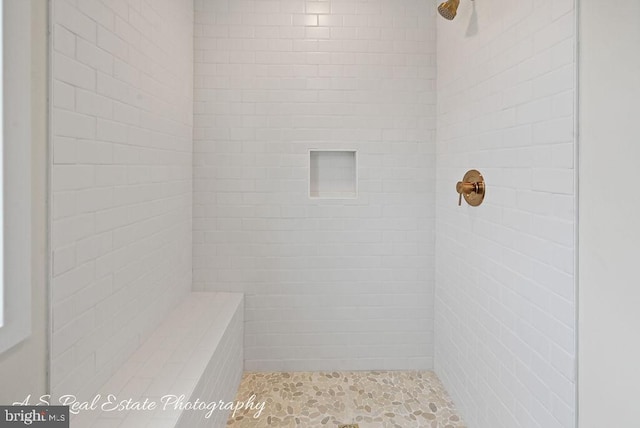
top-left (49, 0), bottom-right (193, 399)
top-left (0, 0), bottom-right (48, 403)
top-left (578, 1), bottom-right (640, 426)
top-left (435, 1), bottom-right (577, 427)
top-left (193, 0), bottom-right (437, 371)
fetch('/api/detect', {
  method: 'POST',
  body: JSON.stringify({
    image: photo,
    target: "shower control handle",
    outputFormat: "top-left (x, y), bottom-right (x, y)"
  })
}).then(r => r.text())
top-left (456, 181), bottom-right (481, 206)
top-left (456, 170), bottom-right (485, 207)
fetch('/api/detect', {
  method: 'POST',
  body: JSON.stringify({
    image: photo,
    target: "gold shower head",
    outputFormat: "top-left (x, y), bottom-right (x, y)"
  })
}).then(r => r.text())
top-left (438, 0), bottom-right (460, 20)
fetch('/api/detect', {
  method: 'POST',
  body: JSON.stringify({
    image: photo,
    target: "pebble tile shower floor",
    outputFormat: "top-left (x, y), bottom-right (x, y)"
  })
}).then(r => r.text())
top-left (228, 371), bottom-right (466, 427)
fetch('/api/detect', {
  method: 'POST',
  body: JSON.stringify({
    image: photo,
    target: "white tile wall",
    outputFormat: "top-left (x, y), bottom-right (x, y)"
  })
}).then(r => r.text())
top-left (50, 0), bottom-right (194, 400)
top-left (434, 1), bottom-right (576, 427)
top-left (193, 0), bottom-right (437, 371)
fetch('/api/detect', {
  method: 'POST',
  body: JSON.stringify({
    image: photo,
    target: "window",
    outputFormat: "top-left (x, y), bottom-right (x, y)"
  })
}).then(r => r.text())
top-left (0, 0), bottom-right (32, 354)
top-left (0, 0), bottom-right (4, 329)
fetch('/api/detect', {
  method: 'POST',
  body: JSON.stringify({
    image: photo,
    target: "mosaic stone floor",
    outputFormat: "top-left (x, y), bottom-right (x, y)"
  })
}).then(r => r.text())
top-left (227, 371), bottom-right (466, 428)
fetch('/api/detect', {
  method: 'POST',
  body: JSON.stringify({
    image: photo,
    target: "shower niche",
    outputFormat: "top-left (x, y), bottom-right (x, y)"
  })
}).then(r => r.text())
top-left (309, 150), bottom-right (358, 199)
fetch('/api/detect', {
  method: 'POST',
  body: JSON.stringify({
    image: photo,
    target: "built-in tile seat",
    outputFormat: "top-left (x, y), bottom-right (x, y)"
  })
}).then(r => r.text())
top-left (71, 292), bottom-right (244, 428)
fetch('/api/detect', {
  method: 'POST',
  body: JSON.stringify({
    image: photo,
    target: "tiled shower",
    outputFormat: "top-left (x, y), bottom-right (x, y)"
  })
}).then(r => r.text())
top-left (48, 0), bottom-right (576, 427)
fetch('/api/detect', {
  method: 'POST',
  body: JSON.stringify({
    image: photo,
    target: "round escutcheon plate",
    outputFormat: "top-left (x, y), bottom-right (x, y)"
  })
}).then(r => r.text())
top-left (462, 169), bottom-right (485, 207)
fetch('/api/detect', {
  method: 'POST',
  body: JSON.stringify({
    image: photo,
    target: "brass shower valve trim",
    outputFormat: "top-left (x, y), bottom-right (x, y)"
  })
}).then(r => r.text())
top-left (456, 169), bottom-right (485, 207)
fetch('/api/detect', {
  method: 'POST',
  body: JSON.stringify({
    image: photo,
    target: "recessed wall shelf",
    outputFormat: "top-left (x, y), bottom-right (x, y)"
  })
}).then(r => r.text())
top-left (309, 150), bottom-right (357, 199)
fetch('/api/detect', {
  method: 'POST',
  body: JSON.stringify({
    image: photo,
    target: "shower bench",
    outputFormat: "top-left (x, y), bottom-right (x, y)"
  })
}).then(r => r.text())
top-left (71, 292), bottom-right (244, 428)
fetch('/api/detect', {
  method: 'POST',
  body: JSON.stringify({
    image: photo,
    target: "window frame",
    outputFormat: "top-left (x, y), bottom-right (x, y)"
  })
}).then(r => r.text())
top-left (0, 0), bottom-right (32, 354)
top-left (0, 0), bottom-right (4, 330)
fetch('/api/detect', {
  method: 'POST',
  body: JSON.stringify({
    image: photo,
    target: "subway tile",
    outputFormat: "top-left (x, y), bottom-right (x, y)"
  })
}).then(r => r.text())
top-left (54, 54), bottom-right (96, 90)
top-left (54, 0), bottom-right (97, 43)
top-left (435, 1), bottom-right (576, 427)
top-left (53, 24), bottom-right (76, 58)
top-left (194, 0), bottom-right (436, 375)
top-left (50, 0), bottom-right (193, 401)
top-left (77, 38), bottom-right (115, 74)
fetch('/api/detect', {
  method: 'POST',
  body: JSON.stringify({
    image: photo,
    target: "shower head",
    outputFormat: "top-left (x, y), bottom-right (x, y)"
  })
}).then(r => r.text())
top-left (438, 0), bottom-right (460, 20)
